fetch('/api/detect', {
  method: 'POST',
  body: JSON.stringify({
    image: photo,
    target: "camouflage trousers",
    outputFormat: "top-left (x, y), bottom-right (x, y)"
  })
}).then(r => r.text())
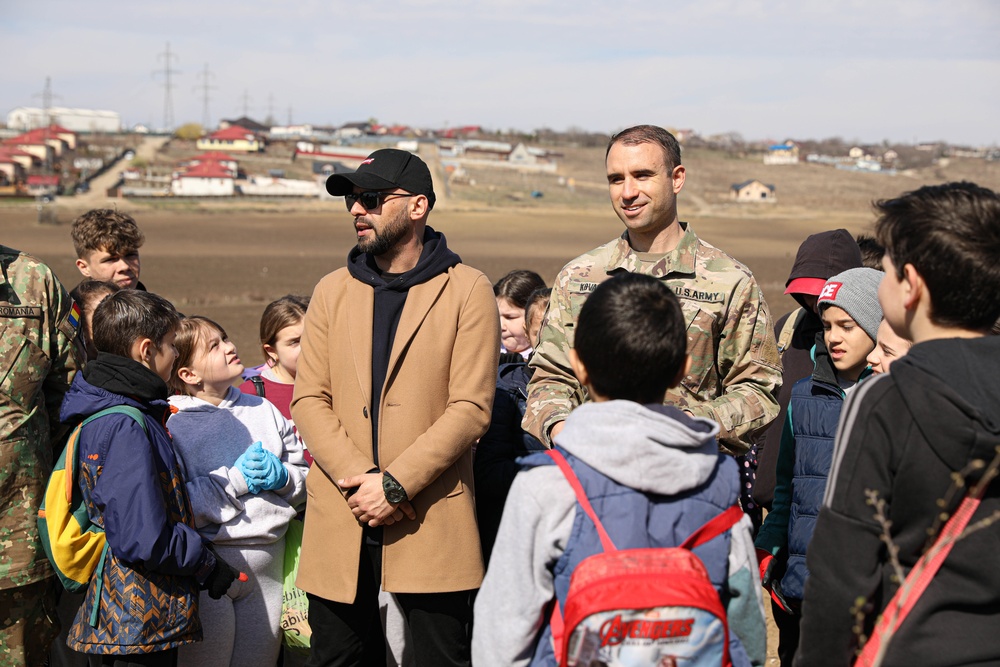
top-left (0, 578), bottom-right (60, 667)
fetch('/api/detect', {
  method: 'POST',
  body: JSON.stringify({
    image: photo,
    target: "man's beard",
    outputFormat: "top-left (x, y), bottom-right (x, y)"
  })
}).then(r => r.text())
top-left (357, 206), bottom-right (410, 257)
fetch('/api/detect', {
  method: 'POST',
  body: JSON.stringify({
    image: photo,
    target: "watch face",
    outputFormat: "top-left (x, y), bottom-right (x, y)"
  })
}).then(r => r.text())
top-left (383, 476), bottom-right (406, 504)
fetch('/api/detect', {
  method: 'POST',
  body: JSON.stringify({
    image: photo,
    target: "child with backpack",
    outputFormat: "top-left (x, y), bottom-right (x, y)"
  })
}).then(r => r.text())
top-left (473, 273), bottom-right (765, 667)
top-left (55, 290), bottom-right (241, 666)
top-left (754, 267), bottom-right (883, 665)
top-left (166, 316), bottom-right (309, 667)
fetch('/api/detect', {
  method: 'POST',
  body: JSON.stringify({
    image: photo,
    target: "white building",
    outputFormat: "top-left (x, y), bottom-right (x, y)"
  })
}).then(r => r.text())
top-left (171, 161), bottom-right (235, 196)
top-left (7, 107), bottom-right (121, 133)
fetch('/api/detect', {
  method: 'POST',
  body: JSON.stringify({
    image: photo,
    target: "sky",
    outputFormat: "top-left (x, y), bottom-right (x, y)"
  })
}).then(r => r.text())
top-left (3, 0), bottom-right (999, 145)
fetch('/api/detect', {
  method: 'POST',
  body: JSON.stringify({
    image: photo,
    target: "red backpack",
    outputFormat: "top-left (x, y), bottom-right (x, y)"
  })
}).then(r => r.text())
top-left (547, 449), bottom-right (745, 667)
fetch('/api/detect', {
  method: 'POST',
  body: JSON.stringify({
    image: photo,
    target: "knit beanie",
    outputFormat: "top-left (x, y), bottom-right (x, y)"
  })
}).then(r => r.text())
top-left (817, 267), bottom-right (884, 342)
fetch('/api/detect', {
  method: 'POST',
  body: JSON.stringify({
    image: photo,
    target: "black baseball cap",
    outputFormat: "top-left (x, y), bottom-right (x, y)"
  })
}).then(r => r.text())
top-left (326, 148), bottom-right (436, 210)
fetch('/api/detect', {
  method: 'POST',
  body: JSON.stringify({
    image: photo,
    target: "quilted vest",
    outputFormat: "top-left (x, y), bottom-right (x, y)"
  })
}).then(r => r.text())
top-left (782, 375), bottom-right (844, 602)
top-left (520, 448), bottom-right (740, 667)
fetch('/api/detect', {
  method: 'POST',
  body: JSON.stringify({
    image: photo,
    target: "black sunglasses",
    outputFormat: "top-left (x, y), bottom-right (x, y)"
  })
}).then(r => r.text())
top-left (344, 191), bottom-right (416, 211)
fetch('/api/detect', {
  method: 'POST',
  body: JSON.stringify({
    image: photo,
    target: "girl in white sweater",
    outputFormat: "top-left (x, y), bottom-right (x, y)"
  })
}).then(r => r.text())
top-left (167, 316), bottom-right (308, 667)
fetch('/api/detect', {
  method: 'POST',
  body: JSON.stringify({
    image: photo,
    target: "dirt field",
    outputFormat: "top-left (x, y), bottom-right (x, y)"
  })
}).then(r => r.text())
top-left (3, 199), bottom-right (872, 364)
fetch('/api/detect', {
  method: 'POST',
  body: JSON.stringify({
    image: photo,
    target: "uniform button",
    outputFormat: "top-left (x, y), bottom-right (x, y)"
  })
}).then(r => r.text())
top-left (363, 406), bottom-right (369, 418)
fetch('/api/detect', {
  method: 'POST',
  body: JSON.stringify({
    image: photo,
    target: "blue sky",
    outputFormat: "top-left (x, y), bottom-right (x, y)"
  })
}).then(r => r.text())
top-left (3, 0), bottom-right (998, 145)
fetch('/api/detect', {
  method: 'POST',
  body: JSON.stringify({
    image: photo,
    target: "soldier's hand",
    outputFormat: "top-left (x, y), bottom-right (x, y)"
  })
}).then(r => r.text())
top-left (549, 421), bottom-right (566, 442)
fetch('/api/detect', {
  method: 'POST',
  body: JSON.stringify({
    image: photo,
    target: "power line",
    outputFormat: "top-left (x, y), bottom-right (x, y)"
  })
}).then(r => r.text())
top-left (153, 42), bottom-right (180, 130)
top-left (195, 63), bottom-right (218, 129)
top-left (240, 89), bottom-right (253, 118)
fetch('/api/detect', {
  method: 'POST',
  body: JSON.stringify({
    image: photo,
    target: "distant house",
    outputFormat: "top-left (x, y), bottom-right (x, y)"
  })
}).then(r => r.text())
top-left (0, 152), bottom-right (27, 184)
top-left (763, 142), bottom-right (799, 165)
top-left (26, 174), bottom-right (60, 197)
top-left (189, 151), bottom-right (239, 175)
top-left (171, 161), bottom-right (235, 196)
top-left (2, 135), bottom-right (54, 163)
top-left (0, 147), bottom-right (38, 170)
top-left (219, 116), bottom-right (270, 134)
top-left (197, 126), bottom-right (262, 153)
top-left (507, 143), bottom-right (537, 165)
top-left (731, 179), bottom-right (776, 203)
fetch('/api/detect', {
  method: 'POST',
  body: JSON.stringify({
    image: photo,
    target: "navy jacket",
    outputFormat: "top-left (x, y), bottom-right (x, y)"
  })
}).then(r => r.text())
top-left (60, 354), bottom-right (211, 653)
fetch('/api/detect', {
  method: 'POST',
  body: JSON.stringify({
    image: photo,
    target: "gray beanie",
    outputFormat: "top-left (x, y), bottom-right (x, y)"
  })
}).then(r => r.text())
top-left (817, 267), bottom-right (884, 342)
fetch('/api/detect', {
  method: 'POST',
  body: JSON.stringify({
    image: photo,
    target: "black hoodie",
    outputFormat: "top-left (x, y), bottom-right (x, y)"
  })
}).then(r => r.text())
top-left (796, 335), bottom-right (1000, 666)
top-left (346, 225), bottom-right (461, 466)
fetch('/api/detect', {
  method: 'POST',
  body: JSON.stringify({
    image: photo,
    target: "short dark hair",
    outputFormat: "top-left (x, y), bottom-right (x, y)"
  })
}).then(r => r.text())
top-left (91, 290), bottom-right (180, 358)
top-left (493, 270), bottom-right (546, 310)
top-left (854, 233), bottom-right (885, 270)
top-left (71, 209), bottom-right (145, 258)
top-left (874, 181), bottom-right (1000, 331)
top-left (574, 273), bottom-right (686, 404)
top-left (607, 125), bottom-right (682, 171)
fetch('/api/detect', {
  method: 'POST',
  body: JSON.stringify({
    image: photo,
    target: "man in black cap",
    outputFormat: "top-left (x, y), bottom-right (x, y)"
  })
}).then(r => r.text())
top-left (291, 149), bottom-right (500, 666)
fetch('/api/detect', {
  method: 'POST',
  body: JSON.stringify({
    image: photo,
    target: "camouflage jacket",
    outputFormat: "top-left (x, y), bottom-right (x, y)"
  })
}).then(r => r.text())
top-left (523, 224), bottom-right (781, 455)
top-left (0, 246), bottom-right (80, 589)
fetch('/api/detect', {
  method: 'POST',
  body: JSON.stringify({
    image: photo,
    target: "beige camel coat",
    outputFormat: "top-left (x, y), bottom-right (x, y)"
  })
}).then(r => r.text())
top-left (292, 263), bottom-right (500, 602)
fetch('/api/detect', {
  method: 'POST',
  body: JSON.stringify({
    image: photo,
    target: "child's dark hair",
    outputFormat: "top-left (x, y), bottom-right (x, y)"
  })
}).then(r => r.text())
top-left (91, 290), bottom-right (179, 358)
top-left (259, 295), bottom-right (310, 365)
top-left (70, 280), bottom-right (121, 322)
top-left (493, 270), bottom-right (546, 310)
top-left (169, 316), bottom-right (229, 395)
top-left (854, 233), bottom-right (885, 270)
top-left (574, 273), bottom-right (686, 404)
top-left (524, 287), bottom-right (551, 328)
top-left (874, 181), bottom-right (1000, 331)
top-left (70, 208), bottom-right (145, 258)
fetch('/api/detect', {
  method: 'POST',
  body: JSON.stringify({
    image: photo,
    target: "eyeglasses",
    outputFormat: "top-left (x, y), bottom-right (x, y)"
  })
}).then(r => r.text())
top-left (344, 191), bottom-right (416, 212)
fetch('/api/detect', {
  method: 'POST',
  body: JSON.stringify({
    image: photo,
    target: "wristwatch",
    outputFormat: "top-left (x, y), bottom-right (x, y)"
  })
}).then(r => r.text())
top-left (382, 472), bottom-right (408, 504)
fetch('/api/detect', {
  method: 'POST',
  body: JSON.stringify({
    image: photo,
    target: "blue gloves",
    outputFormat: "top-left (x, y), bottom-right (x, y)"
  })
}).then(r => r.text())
top-left (235, 441), bottom-right (288, 494)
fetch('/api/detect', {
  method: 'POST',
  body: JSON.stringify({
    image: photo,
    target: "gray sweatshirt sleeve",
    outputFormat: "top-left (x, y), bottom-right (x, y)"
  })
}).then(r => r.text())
top-left (725, 514), bottom-right (768, 666)
top-left (177, 451), bottom-right (248, 530)
top-left (472, 466), bottom-right (576, 667)
top-left (273, 411), bottom-right (309, 509)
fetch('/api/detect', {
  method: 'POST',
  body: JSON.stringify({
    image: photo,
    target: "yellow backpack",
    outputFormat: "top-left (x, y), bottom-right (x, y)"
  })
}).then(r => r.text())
top-left (37, 405), bottom-right (147, 593)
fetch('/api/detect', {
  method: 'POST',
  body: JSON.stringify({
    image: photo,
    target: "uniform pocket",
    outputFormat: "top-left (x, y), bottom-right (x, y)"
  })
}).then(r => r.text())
top-left (679, 301), bottom-right (719, 397)
top-left (0, 337), bottom-right (47, 410)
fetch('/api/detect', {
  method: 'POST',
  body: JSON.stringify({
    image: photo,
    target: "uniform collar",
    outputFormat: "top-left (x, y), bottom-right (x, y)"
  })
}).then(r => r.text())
top-left (605, 222), bottom-right (699, 278)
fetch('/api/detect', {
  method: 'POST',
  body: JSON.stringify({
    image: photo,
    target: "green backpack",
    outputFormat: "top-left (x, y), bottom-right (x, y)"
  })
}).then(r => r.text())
top-left (37, 405), bottom-right (147, 596)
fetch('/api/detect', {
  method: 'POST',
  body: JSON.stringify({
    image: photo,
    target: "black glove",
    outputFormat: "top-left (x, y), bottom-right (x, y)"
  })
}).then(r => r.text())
top-left (201, 546), bottom-right (241, 600)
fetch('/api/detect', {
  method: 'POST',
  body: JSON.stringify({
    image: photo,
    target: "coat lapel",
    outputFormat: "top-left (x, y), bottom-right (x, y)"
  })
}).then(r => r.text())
top-left (347, 278), bottom-right (374, 408)
top-left (386, 272), bottom-right (449, 382)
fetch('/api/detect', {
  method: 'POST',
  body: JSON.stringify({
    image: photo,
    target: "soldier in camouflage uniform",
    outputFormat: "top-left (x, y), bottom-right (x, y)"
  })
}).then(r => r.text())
top-left (523, 125), bottom-right (781, 456)
top-left (0, 245), bottom-right (80, 667)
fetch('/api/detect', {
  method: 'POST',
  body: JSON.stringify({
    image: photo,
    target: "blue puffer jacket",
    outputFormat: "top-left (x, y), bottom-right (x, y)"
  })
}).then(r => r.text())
top-left (59, 355), bottom-right (212, 654)
top-left (755, 340), bottom-right (871, 602)
top-left (520, 447), bottom-right (752, 667)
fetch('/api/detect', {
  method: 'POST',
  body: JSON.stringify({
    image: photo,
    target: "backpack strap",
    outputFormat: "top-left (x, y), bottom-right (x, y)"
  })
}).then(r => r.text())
top-left (546, 449), bottom-right (616, 552)
top-left (680, 504), bottom-right (745, 550)
top-left (777, 307), bottom-right (806, 353)
top-left (249, 375), bottom-right (266, 398)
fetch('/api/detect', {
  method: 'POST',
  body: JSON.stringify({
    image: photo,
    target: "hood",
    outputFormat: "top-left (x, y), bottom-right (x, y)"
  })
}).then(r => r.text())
top-left (891, 336), bottom-right (1000, 473)
top-left (786, 229), bottom-right (863, 309)
top-left (554, 400), bottom-right (722, 496)
top-left (168, 385), bottom-right (242, 413)
top-left (60, 354), bottom-right (168, 424)
top-left (347, 225), bottom-right (460, 292)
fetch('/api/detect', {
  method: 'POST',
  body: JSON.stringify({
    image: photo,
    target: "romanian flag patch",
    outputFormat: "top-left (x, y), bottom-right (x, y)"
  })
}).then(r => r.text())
top-left (67, 301), bottom-right (81, 330)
